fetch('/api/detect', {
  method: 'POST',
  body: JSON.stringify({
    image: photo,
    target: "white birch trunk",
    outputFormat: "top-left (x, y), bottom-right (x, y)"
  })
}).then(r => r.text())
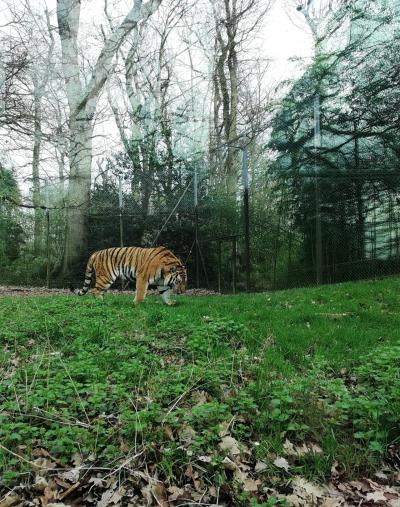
top-left (56, 0), bottom-right (162, 276)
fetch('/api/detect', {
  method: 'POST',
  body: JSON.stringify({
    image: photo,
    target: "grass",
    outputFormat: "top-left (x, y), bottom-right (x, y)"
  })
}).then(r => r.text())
top-left (1, 277), bottom-right (400, 503)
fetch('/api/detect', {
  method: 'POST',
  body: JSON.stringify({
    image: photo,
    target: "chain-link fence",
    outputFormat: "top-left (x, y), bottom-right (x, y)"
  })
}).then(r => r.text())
top-left (1, 165), bottom-right (400, 292)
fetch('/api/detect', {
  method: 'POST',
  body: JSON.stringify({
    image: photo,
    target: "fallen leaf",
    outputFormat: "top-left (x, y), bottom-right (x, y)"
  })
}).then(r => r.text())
top-left (292, 476), bottom-right (326, 499)
top-left (219, 436), bottom-right (241, 456)
top-left (178, 424), bottom-right (196, 446)
top-left (222, 456), bottom-right (237, 471)
top-left (0, 495), bottom-right (21, 507)
top-left (198, 455), bottom-right (212, 463)
top-left (218, 420), bottom-right (232, 437)
top-left (33, 475), bottom-right (48, 492)
top-left (167, 486), bottom-right (185, 501)
top-left (162, 424), bottom-right (174, 441)
top-left (151, 482), bottom-right (168, 507)
top-left (283, 439), bottom-right (322, 456)
top-left (320, 498), bottom-right (345, 507)
top-left (97, 487), bottom-right (125, 507)
top-left (59, 467), bottom-right (80, 483)
top-left (273, 456), bottom-right (290, 472)
top-left (254, 460), bottom-right (268, 473)
top-left (191, 390), bottom-right (208, 405)
top-left (243, 479), bottom-right (260, 492)
top-left (375, 471), bottom-right (388, 481)
top-left (366, 490), bottom-right (387, 501)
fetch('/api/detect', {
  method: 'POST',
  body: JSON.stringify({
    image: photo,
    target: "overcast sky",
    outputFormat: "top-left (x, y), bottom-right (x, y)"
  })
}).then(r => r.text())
top-left (1, 0), bottom-right (315, 194)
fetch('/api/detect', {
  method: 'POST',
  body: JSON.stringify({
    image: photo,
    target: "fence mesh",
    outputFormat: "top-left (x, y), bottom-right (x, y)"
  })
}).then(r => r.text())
top-left (1, 167), bottom-right (400, 292)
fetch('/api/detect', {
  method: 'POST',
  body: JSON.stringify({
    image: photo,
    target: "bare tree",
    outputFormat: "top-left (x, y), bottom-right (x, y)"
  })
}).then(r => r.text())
top-left (209, 0), bottom-right (272, 196)
top-left (56, 0), bottom-right (162, 276)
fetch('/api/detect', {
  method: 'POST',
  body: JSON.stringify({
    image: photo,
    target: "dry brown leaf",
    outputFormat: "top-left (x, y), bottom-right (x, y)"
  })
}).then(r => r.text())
top-left (151, 482), bottom-right (169, 507)
top-left (32, 457), bottom-right (57, 470)
top-left (375, 471), bottom-right (389, 481)
top-left (242, 479), bottom-right (260, 492)
top-left (292, 476), bottom-right (326, 500)
top-left (33, 475), bottom-right (48, 492)
top-left (219, 436), bottom-right (241, 456)
top-left (198, 455), bottom-right (212, 463)
top-left (59, 467), bottom-right (80, 483)
top-left (184, 463), bottom-right (195, 479)
top-left (283, 439), bottom-right (322, 457)
top-left (71, 452), bottom-right (83, 467)
top-left (42, 479), bottom-right (58, 504)
top-left (167, 486), bottom-right (185, 502)
top-left (273, 456), bottom-right (290, 472)
top-left (191, 390), bottom-right (209, 406)
top-left (0, 495), bottom-right (21, 507)
top-left (222, 456), bottom-right (237, 471)
top-left (88, 477), bottom-right (104, 487)
top-left (366, 490), bottom-right (387, 501)
top-left (141, 485), bottom-right (153, 505)
top-left (254, 460), bottom-right (268, 473)
top-left (320, 498), bottom-right (345, 507)
top-left (178, 424), bottom-right (196, 446)
top-left (162, 424), bottom-right (174, 441)
top-left (97, 486), bottom-right (125, 507)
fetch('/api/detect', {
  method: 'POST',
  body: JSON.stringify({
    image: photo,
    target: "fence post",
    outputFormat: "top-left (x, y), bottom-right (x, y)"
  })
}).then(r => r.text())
top-left (118, 175), bottom-right (124, 291)
top-left (242, 147), bottom-right (251, 291)
top-left (218, 240), bottom-right (222, 293)
top-left (118, 175), bottom-right (124, 248)
top-left (314, 94), bottom-right (323, 284)
top-left (46, 209), bottom-right (50, 288)
top-left (194, 168), bottom-right (200, 288)
top-left (232, 236), bottom-right (237, 294)
top-left (44, 179), bottom-right (50, 288)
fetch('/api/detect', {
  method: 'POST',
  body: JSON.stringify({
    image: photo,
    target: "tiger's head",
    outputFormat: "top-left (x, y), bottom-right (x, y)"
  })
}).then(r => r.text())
top-left (164, 264), bottom-right (187, 294)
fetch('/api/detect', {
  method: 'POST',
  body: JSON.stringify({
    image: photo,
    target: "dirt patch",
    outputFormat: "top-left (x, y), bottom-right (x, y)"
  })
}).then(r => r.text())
top-left (0, 286), bottom-right (220, 297)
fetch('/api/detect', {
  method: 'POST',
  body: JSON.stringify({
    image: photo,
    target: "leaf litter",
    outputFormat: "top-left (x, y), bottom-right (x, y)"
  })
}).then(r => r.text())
top-left (1, 430), bottom-right (400, 506)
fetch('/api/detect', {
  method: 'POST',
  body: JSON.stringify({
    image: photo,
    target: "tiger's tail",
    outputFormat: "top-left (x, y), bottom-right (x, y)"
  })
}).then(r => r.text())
top-left (77, 255), bottom-right (95, 296)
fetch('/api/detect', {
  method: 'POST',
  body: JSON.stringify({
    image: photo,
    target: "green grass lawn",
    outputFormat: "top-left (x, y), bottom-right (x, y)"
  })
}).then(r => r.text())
top-left (1, 277), bottom-right (400, 503)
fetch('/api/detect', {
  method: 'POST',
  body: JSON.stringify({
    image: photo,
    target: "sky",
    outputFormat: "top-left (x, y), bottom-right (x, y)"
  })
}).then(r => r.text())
top-left (261, 0), bottom-right (314, 85)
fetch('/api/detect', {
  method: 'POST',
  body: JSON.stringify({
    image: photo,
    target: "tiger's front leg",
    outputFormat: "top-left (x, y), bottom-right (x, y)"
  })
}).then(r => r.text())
top-left (158, 286), bottom-right (175, 306)
top-left (134, 277), bottom-right (148, 305)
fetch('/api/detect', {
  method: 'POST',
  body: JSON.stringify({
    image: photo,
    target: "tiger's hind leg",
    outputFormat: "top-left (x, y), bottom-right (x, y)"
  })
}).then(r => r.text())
top-left (91, 275), bottom-right (113, 300)
top-left (134, 277), bottom-right (148, 305)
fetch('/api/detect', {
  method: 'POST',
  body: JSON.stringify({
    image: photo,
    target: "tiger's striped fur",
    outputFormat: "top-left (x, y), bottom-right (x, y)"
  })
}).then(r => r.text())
top-left (77, 246), bottom-right (187, 305)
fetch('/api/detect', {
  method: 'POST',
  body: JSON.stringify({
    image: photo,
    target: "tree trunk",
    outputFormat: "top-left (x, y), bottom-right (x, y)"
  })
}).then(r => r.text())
top-left (56, 0), bottom-right (162, 278)
top-left (62, 119), bottom-right (94, 274)
top-left (32, 86), bottom-right (42, 255)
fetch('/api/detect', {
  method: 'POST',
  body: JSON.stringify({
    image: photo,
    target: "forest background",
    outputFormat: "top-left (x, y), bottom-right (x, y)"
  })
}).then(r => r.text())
top-left (0, 0), bottom-right (399, 291)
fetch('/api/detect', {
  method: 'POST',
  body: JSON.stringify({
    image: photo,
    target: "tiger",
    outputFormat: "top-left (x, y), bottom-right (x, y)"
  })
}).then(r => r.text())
top-left (75, 246), bottom-right (187, 306)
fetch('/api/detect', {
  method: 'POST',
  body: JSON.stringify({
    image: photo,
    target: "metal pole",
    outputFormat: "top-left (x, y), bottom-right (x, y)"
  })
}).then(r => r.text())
top-left (118, 175), bottom-right (124, 290)
top-left (194, 168), bottom-right (200, 288)
top-left (217, 240), bottom-right (222, 293)
top-left (232, 237), bottom-right (237, 294)
top-left (46, 209), bottom-right (50, 288)
top-left (314, 94), bottom-right (323, 285)
top-left (118, 175), bottom-right (124, 248)
top-left (44, 180), bottom-right (50, 288)
top-left (242, 147), bottom-right (251, 291)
